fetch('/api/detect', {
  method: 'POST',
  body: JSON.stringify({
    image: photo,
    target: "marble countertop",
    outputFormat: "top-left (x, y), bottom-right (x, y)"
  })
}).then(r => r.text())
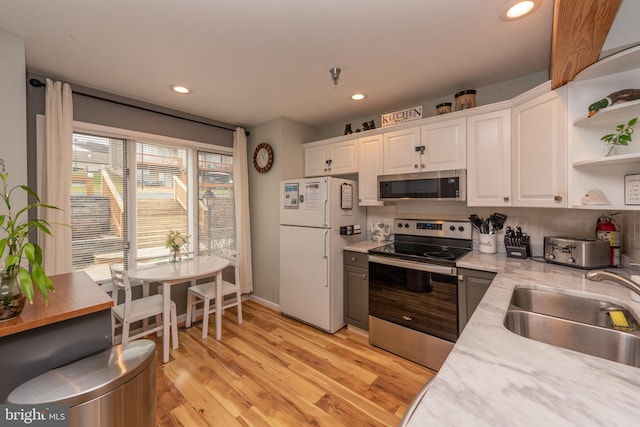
top-left (407, 252), bottom-right (640, 426)
top-left (342, 240), bottom-right (391, 253)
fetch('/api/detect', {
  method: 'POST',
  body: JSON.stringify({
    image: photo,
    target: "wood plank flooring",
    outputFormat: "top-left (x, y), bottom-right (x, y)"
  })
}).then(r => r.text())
top-left (153, 300), bottom-right (435, 427)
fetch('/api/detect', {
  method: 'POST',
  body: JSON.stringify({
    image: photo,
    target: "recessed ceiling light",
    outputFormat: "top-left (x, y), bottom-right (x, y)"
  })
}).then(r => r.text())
top-left (170, 84), bottom-right (192, 94)
top-left (351, 93), bottom-right (366, 101)
top-left (500, 0), bottom-right (540, 21)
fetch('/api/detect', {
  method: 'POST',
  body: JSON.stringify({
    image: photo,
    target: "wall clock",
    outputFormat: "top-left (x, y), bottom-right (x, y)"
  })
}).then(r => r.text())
top-left (253, 142), bottom-right (274, 173)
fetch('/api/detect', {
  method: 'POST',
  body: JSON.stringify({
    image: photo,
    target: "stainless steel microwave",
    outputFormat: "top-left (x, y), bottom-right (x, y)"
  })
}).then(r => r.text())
top-left (378, 170), bottom-right (466, 201)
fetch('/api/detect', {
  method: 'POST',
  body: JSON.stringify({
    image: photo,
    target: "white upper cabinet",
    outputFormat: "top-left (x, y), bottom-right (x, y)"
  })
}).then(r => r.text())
top-left (304, 138), bottom-right (358, 177)
top-left (467, 109), bottom-right (511, 206)
top-left (358, 134), bottom-right (384, 206)
top-left (511, 84), bottom-right (568, 207)
top-left (382, 127), bottom-right (421, 175)
top-left (421, 117), bottom-right (467, 171)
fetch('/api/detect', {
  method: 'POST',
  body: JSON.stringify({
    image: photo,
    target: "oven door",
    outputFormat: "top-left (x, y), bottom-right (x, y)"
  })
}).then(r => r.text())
top-left (368, 255), bottom-right (458, 342)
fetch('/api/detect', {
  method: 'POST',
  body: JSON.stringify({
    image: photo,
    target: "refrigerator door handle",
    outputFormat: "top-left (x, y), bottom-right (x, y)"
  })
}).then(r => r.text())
top-left (323, 229), bottom-right (329, 287)
top-left (323, 196), bottom-right (328, 227)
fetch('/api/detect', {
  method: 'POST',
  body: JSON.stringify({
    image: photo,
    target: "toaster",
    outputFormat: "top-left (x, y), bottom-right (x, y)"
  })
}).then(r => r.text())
top-left (543, 236), bottom-right (610, 269)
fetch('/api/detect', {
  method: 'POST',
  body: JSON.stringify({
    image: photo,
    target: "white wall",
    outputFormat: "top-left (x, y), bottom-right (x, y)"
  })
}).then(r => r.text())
top-left (0, 30), bottom-right (27, 209)
top-left (247, 118), bottom-right (315, 306)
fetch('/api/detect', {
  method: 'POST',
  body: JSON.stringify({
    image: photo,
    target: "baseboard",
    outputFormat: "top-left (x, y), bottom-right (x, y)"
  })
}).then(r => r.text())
top-left (248, 294), bottom-right (280, 311)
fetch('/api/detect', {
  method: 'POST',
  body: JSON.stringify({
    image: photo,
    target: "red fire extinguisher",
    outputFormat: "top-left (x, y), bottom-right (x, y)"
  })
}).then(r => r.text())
top-left (596, 213), bottom-right (621, 267)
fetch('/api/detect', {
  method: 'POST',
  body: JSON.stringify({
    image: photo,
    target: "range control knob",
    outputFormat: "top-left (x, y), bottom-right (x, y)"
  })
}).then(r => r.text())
top-left (450, 225), bottom-right (456, 231)
top-left (404, 223), bottom-right (410, 228)
top-left (458, 226), bottom-right (465, 232)
top-left (548, 254), bottom-right (555, 260)
top-left (397, 223), bottom-right (404, 228)
top-left (568, 257), bottom-right (576, 263)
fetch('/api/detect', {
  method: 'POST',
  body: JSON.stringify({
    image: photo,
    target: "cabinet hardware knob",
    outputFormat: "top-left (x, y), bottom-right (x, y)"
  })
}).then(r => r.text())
top-left (458, 275), bottom-right (464, 281)
top-left (402, 315), bottom-right (413, 321)
top-left (503, 196), bottom-right (510, 202)
top-left (414, 164), bottom-right (419, 168)
top-left (554, 195), bottom-right (563, 201)
top-left (361, 274), bottom-right (367, 279)
top-left (351, 257), bottom-right (356, 262)
top-left (421, 164), bottom-right (425, 168)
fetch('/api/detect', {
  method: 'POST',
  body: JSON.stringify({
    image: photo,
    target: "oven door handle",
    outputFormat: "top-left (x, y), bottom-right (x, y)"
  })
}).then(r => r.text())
top-left (369, 255), bottom-right (456, 276)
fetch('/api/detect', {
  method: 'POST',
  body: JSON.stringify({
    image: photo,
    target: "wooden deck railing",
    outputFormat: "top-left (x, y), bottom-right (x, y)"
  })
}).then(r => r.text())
top-left (101, 170), bottom-right (124, 236)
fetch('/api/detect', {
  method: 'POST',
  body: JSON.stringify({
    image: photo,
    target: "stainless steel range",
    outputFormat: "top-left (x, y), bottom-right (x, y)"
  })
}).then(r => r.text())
top-left (368, 218), bottom-right (472, 370)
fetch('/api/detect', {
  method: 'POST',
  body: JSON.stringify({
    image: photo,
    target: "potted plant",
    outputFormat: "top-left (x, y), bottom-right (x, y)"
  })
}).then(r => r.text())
top-left (601, 117), bottom-right (637, 156)
top-left (0, 172), bottom-right (58, 320)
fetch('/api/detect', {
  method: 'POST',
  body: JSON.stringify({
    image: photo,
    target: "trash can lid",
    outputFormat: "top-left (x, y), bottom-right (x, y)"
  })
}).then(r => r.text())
top-left (7, 340), bottom-right (156, 406)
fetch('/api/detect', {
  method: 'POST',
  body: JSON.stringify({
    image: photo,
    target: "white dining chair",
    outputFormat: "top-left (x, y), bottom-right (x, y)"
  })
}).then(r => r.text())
top-left (185, 255), bottom-right (243, 339)
top-left (110, 264), bottom-right (179, 348)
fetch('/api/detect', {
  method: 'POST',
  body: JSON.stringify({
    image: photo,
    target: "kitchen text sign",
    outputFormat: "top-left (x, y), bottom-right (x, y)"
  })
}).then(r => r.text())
top-left (381, 106), bottom-right (423, 128)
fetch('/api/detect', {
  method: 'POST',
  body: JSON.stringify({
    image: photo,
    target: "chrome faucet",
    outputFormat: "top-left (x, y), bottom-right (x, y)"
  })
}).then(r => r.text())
top-left (585, 270), bottom-right (640, 299)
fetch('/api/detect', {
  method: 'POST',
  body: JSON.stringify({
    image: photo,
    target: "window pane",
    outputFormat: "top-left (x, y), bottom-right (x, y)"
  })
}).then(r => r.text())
top-left (197, 151), bottom-right (235, 258)
top-left (136, 142), bottom-right (190, 262)
top-left (71, 133), bottom-right (127, 283)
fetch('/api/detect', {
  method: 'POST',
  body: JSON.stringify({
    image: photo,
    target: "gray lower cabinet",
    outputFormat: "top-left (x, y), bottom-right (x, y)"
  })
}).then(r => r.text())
top-left (458, 268), bottom-right (496, 332)
top-left (343, 251), bottom-right (369, 330)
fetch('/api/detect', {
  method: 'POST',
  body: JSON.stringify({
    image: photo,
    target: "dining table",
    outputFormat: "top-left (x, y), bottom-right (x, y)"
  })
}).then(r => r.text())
top-left (127, 255), bottom-right (230, 363)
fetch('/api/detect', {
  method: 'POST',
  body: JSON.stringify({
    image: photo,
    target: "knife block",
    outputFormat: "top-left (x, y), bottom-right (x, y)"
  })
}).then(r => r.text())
top-left (504, 236), bottom-right (531, 259)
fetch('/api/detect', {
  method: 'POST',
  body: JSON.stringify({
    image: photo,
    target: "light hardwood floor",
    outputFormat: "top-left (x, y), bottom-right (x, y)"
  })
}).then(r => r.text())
top-left (153, 300), bottom-right (435, 427)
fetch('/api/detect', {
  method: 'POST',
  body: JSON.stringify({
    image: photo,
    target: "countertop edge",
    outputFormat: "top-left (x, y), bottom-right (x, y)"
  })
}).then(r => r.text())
top-left (406, 252), bottom-right (640, 426)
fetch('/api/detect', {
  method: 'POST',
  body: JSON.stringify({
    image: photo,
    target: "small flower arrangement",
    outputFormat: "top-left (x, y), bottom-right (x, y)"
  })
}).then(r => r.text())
top-left (165, 230), bottom-right (189, 252)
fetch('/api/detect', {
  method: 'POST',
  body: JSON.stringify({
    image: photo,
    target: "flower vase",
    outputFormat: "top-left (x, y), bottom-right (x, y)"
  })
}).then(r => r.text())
top-left (0, 269), bottom-right (27, 321)
top-left (604, 143), bottom-right (617, 157)
top-left (169, 249), bottom-right (182, 263)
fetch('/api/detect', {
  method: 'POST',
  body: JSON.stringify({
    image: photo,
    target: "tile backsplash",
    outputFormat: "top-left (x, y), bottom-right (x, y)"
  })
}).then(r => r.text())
top-left (366, 202), bottom-right (636, 261)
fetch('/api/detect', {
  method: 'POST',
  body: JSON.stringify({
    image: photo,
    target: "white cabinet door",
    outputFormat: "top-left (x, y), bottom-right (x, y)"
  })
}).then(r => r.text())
top-left (467, 109), bottom-right (511, 206)
top-left (382, 127), bottom-right (421, 174)
top-left (304, 139), bottom-right (358, 177)
top-left (358, 134), bottom-right (384, 206)
top-left (421, 117), bottom-right (467, 171)
top-left (330, 139), bottom-right (358, 175)
top-left (512, 87), bottom-right (567, 207)
top-left (304, 145), bottom-right (330, 177)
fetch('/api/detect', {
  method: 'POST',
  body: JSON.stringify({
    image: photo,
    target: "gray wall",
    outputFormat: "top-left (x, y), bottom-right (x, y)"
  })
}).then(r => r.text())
top-left (247, 118), bottom-right (314, 306)
top-left (0, 30), bottom-right (27, 210)
top-left (314, 71), bottom-right (549, 140)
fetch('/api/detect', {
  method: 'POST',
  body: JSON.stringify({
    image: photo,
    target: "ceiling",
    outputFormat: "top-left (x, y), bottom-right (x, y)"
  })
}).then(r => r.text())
top-left (0, 0), bottom-right (555, 129)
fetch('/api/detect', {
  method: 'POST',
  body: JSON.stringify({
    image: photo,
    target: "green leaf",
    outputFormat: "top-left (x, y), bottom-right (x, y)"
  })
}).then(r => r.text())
top-left (17, 268), bottom-right (34, 303)
top-left (629, 117), bottom-right (638, 127)
top-left (32, 265), bottom-right (49, 305)
top-left (33, 244), bottom-right (43, 265)
top-left (24, 242), bottom-right (36, 263)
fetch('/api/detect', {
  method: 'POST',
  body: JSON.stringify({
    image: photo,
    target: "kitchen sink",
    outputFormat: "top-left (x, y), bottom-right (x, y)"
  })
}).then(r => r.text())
top-left (504, 286), bottom-right (640, 368)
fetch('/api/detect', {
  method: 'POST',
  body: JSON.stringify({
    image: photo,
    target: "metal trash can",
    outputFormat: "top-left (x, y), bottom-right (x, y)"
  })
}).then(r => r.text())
top-left (7, 340), bottom-right (156, 427)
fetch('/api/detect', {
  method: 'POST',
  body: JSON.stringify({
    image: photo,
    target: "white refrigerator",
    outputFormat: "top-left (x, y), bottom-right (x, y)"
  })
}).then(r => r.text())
top-left (279, 177), bottom-right (365, 333)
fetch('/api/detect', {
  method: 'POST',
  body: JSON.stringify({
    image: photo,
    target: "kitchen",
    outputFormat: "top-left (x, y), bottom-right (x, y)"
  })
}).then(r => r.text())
top-left (2, 0), bottom-right (640, 426)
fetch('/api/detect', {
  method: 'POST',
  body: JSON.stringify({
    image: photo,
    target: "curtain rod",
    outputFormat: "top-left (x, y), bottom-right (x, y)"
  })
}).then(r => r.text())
top-left (28, 78), bottom-right (249, 136)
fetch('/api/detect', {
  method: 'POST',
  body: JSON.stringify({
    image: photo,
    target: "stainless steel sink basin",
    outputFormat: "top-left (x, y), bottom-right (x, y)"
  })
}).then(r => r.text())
top-left (509, 287), bottom-right (637, 328)
top-left (504, 286), bottom-right (640, 368)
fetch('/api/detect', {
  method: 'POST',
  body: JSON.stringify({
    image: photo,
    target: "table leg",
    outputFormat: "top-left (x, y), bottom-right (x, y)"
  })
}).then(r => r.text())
top-left (163, 281), bottom-right (170, 363)
top-left (216, 271), bottom-right (222, 340)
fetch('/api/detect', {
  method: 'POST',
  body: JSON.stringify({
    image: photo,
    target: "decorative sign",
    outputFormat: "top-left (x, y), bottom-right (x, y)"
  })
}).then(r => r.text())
top-left (625, 173), bottom-right (640, 205)
top-left (381, 106), bottom-right (423, 128)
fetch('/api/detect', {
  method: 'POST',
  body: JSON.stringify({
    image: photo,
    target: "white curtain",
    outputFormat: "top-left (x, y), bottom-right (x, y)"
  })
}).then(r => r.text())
top-left (233, 128), bottom-right (253, 294)
top-left (40, 79), bottom-right (73, 275)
